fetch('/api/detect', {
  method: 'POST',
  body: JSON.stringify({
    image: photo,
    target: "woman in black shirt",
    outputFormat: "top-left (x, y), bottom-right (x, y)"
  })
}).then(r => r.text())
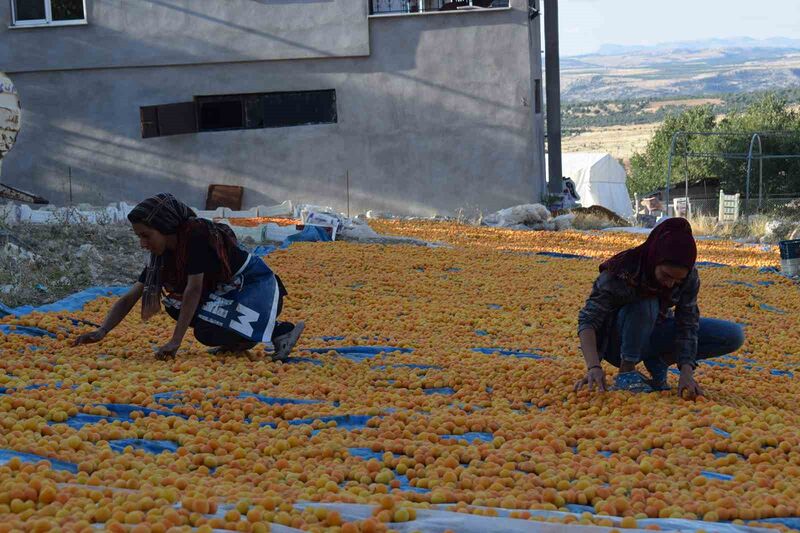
top-left (74, 193), bottom-right (304, 360)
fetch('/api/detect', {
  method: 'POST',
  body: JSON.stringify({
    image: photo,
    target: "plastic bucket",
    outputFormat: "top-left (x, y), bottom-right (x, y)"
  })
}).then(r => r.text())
top-left (779, 239), bottom-right (800, 276)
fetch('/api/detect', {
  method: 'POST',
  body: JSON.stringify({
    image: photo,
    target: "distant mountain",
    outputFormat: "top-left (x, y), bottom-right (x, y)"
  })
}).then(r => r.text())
top-left (561, 38), bottom-right (800, 102)
top-left (588, 37), bottom-right (800, 57)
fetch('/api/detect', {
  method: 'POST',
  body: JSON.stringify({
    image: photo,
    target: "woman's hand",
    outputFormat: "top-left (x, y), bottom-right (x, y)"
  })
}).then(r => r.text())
top-left (73, 328), bottom-right (107, 346)
top-left (155, 339), bottom-right (181, 360)
top-left (574, 366), bottom-right (607, 392)
top-left (678, 365), bottom-right (704, 400)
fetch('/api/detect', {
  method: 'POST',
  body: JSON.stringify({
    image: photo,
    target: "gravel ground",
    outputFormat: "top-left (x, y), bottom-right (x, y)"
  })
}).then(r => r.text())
top-left (0, 221), bottom-right (146, 308)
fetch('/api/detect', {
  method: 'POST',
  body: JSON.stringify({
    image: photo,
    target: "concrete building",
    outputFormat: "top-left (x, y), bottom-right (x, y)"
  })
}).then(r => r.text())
top-left (1, 0), bottom-right (546, 216)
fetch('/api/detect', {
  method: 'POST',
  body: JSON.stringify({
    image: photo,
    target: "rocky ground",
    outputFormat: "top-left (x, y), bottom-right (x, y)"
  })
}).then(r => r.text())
top-left (0, 221), bottom-right (145, 308)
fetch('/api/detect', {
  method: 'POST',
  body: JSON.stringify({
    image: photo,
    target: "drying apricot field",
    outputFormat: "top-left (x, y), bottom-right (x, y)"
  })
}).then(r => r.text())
top-left (1, 221), bottom-right (799, 533)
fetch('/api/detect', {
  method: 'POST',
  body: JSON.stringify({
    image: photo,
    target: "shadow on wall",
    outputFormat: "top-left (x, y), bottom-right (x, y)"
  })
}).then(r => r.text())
top-left (142, 0), bottom-right (337, 58)
top-left (4, 7), bottom-right (536, 215)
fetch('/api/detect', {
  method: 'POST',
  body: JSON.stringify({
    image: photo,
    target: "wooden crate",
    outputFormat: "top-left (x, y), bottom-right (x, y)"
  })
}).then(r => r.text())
top-left (206, 185), bottom-right (243, 211)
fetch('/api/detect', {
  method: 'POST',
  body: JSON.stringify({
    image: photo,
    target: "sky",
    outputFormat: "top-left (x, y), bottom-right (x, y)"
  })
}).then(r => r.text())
top-left (559, 0), bottom-right (800, 56)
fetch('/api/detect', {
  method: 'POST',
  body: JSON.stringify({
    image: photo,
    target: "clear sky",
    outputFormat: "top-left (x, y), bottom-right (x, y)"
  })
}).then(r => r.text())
top-left (559, 0), bottom-right (800, 56)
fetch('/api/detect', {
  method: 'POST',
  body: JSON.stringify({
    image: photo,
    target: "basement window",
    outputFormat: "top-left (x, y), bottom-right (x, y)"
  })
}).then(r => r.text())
top-left (11, 0), bottom-right (87, 27)
top-left (140, 90), bottom-right (338, 138)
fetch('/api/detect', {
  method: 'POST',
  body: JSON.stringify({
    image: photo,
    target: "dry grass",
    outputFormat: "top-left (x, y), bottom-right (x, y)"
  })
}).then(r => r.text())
top-left (688, 214), bottom-right (774, 241)
top-left (562, 122), bottom-right (661, 163)
top-left (570, 213), bottom-right (622, 230)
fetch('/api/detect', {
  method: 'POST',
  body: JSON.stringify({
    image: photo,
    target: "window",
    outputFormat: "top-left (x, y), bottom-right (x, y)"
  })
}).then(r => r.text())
top-left (197, 96), bottom-right (246, 131)
top-left (11, 0), bottom-right (86, 26)
top-left (140, 90), bottom-right (338, 138)
top-left (370, 0), bottom-right (508, 15)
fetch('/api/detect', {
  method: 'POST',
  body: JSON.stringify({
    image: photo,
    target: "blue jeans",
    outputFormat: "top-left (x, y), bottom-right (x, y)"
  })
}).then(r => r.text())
top-left (605, 299), bottom-right (745, 382)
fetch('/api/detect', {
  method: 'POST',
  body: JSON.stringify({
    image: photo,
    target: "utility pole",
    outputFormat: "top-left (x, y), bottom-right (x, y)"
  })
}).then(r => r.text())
top-left (544, 0), bottom-right (563, 199)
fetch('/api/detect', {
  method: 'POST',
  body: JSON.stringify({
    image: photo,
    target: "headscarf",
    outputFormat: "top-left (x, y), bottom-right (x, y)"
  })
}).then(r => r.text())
top-left (600, 217), bottom-right (697, 303)
top-left (128, 193), bottom-right (238, 321)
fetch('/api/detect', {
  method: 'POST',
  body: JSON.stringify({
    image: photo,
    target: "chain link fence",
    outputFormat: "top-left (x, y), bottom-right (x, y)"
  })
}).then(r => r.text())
top-left (638, 195), bottom-right (800, 219)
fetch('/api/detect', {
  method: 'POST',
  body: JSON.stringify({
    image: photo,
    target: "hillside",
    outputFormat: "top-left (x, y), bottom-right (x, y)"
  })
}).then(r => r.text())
top-left (562, 40), bottom-right (800, 103)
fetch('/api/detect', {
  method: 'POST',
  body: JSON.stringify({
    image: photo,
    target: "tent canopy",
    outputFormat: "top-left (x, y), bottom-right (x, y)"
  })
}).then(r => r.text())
top-left (547, 152), bottom-right (633, 218)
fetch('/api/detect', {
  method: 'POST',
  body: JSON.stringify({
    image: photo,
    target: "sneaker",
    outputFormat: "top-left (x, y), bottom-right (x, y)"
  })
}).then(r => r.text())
top-left (273, 321), bottom-right (305, 360)
top-left (613, 371), bottom-right (655, 393)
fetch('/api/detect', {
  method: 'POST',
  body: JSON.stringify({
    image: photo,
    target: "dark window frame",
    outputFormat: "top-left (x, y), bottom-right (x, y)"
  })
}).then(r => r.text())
top-left (140, 89), bottom-right (337, 139)
top-left (196, 95), bottom-right (247, 132)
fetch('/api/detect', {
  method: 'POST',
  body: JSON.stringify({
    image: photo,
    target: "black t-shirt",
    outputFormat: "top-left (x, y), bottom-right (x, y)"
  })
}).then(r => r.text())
top-left (138, 226), bottom-right (248, 288)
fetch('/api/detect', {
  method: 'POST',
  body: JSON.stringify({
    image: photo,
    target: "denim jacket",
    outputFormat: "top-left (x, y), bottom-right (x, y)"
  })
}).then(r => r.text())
top-left (577, 268), bottom-right (701, 367)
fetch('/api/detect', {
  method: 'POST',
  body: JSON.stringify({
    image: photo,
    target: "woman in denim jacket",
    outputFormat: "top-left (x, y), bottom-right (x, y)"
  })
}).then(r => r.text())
top-left (575, 218), bottom-right (744, 398)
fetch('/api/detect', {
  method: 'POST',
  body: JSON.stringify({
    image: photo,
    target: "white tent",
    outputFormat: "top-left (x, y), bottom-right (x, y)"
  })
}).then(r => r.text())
top-left (546, 152), bottom-right (633, 218)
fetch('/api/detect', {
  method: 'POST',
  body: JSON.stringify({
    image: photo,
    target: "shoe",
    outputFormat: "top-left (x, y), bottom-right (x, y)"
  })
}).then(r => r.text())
top-left (644, 357), bottom-right (671, 390)
top-left (613, 371), bottom-right (654, 393)
top-left (273, 321), bottom-right (305, 360)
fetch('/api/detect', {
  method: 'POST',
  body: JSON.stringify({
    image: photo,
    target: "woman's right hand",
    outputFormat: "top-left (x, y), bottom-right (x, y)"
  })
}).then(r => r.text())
top-left (73, 329), bottom-right (107, 346)
top-left (574, 366), bottom-right (607, 392)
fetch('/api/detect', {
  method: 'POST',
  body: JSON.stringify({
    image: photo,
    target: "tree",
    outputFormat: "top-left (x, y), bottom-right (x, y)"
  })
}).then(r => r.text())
top-left (628, 107), bottom-right (718, 195)
top-left (709, 94), bottom-right (800, 197)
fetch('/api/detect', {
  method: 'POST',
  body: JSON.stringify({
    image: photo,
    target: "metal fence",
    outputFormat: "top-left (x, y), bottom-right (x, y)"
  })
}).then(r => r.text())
top-left (639, 195), bottom-right (800, 219)
top-left (370, 0), bottom-right (508, 15)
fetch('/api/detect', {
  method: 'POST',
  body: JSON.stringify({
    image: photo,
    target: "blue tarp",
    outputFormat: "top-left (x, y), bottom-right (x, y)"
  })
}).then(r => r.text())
top-left (536, 251), bottom-right (590, 260)
top-left (303, 346), bottom-right (413, 362)
top-left (711, 426), bottom-right (732, 438)
top-left (98, 403), bottom-right (188, 419)
top-left (372, 364), bottom-right (442, 371)
top-left (251, 245), bottom-right (277, 256)
top-left (701, 471), bottom-right (734, 481)
top-left (423, 387), bottom-right (456, 395)
top-left (283, 225), bottom-right (332, 246)
top-left (108, 439), bottom-right (179, 455)
top-left (238, 393), bottom-right (324, 405)
top-left (440, 432), bottom-right (493, 443)
top-left (0, 325), bottom-right (55, 338)
top-left (0, 450), bottom-right (77, 473)
top-left (55, 413), bottom-right (133, 429)
top-left (0, 286), bottom-right (128, 318)
top-left (472, 348), bottom-right (544, 360)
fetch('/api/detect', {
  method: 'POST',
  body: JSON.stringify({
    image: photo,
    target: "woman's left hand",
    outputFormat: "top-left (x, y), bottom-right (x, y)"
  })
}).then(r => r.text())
top-left (155, 339), bottom-right (181, 360)
top-left (678, 365), bottom-right (704, 400)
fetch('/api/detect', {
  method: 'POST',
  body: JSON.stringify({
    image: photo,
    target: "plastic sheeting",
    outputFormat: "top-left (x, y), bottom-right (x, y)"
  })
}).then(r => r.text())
top-left (473, 348), bottom-right (545, 360)
top-left (292, 502), bottom-right (774, 533)
top-left (536, 251), bottom-right (591, 260)
top-left (303, 346), bottom-right (413, 362)
top-left (0, 324), bottom-right (55, 337)
top-left (0, 286), bottom-right (128, 318)
top-left (237, 393), bottom-right (324, 405)
top-left (108, 439), bottom-right (179, 455)
top-left (0, 450), bottom-right (77, 473)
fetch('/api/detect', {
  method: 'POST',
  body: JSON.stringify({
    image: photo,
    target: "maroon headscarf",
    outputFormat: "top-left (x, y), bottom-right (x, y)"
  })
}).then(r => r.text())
top-left (600, 218), bottom-right (697, 299)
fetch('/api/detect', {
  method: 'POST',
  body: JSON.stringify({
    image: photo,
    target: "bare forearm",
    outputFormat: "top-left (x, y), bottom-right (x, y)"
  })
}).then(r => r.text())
top-left (579, 329), bottom-right (601, 368)
top-left (100, 296), bottom-right (138, 333)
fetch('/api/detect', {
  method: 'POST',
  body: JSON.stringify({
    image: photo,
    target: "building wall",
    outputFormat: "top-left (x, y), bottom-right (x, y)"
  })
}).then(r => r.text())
top-left (2, 0), bottom-right (545, 216)
top-left (2, 0), bottom-right (370, 72)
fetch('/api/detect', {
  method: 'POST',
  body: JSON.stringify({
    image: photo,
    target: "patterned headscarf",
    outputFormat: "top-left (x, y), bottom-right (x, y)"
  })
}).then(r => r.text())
top-left (600, 217), bottom-right (697, 304)
top-left (128, 193), bottom-right (197, 321)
